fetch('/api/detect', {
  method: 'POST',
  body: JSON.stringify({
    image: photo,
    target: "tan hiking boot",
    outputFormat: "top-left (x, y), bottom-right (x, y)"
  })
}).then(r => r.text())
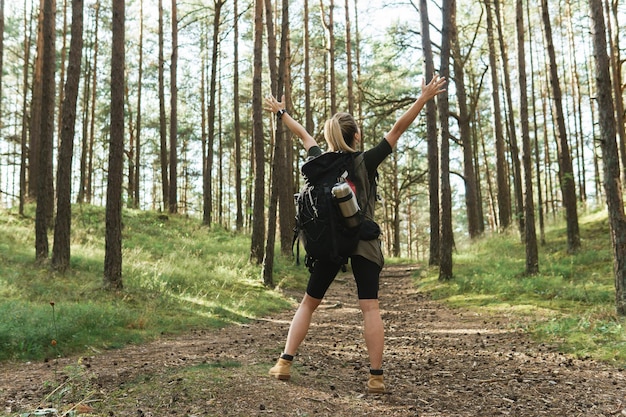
top-left (269, 357), bottom-right (292, 380)
top-left (367, 373), bottom-right (385, 394)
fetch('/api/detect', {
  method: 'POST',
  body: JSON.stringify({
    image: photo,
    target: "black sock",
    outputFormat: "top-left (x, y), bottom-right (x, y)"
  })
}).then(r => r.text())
top-left (280, 353), bottom-right (294, 361)
top-left (370, 369), bottom-right (383, 376)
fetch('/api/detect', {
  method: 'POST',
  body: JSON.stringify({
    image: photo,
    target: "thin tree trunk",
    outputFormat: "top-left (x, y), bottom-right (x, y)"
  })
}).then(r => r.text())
top-left (35, 0), bottom-right (55, 262)
top-left (438, 0), bottom-right (454, 281)
top-left (304, 0), bottom-right (313, 134)
top-left (52, 0), bottom-right (83, 272)
top-left (134, 0), bottom-right (143, 209)
top-left (19, 0), bottom-right (32, 215)
top-left (484, 0), bottom-right (510, 231)
top-left (605, 0), bottom-right (626, 189)
top-left (451, 5), bottom-right (481, 239)
top-left (168, 0), bottom-right (178, 214)
top-left (28, 0), bottom-right (44, 201)
top-left (344, 0), bottom-right (354, 115)
top-left (516, 0), bottom-right (538, 274)
top-left (419, 0), bottom-right (440, 266)
top-left (158, 0), bottom-right (169, 210)
top-left (104, 0), bottom-right (125, 290)
top-left (494, 0), bottom-right (523, 236)
top-left (320, 0), bottom-right (337, 114)
top-left (589, 0), bottom-right (626, 315)
top-left (541, 0), bottom-right (580, 253)
top-left (234, 0), bottom-right (243, 231)
top-left (250, 0), bottom-right (266, 264)
top-left (56, 0), bottom-right (67, 141)
top-left (527, 0), bottom-right (545, 245)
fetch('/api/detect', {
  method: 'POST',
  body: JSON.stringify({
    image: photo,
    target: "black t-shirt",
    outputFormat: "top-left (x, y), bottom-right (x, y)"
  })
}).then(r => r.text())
top-left (307, 138), bottom-right (393, 179)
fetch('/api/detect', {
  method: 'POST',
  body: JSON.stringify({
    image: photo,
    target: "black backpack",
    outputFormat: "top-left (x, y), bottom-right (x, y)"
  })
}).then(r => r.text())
top-left (293, 152), bottom-right (363, 269)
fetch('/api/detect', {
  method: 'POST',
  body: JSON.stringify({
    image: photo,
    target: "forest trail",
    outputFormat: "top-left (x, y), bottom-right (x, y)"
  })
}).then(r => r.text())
top-left (2, 264), bottom-right (625, 416)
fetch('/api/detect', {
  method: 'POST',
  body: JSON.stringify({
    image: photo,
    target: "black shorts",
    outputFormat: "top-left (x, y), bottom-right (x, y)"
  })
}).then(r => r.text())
top-left (306, 255), bottom-right (381, 300)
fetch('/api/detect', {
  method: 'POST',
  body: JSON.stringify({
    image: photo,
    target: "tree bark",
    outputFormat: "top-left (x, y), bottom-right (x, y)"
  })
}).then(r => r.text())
top-left (250, 0), bottom-right (266, 264)
top-left (484, 0), bottom-right (510, 231)
top-left (234, 0), bottom-right (243, 231)
top-left (104, 0), bottom-right (125, 290)
top-left (541, 0), bottom-right (580, 253)
top-left (515, 0), bottom-right (538, 274)
top-left (438, 0), bottom-right (454, 281)
top-left (320, 0), bottom-right (337, 115)
top-left (419, 0), bottom-right (440, 266)
top-left (451, 4), bottom-right (481, 239)
top-left (158, 0), bottom-right (169, 210)
top-left (28, 0), bottom-right (44, 201)
top-left (168, 0), bottom-right (178, 214)
top-left (35, 0), bottom-right (55, 262)
top-left (494, 0), bottom-right (523, 237)
top-left (52, 0), bottom-right (83, 272)
top-left (588, 0), bottom-right (626, 315)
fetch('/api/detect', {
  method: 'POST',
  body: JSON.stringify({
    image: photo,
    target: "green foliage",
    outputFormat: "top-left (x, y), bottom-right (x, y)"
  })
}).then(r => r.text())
top-left (0, 205), bottom-right (306, 361)
top-left (418, 209), bottom-right (626, 366)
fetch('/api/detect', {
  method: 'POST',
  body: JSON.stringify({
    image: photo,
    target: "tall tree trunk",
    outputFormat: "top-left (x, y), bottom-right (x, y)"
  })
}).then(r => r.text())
top-left (158, 0), bottom-right (169, 210)
top-left (104, 0), bottom-right (125, 290)
top-left (234, 0), bottom-right (243, 231)
top-left (451, 5), bottom-right (481, 239)
top-left (589, 0), bottom-right (626, 315)
top-left (320, 0), bottom-right (337, 115)
top-left (344, 0), bottom-right (354, 115)
top-left (35, 0), bottom-right (55, 262)
top-left (527, 0), bottom-right (545, 245)
top-left (250, 0), bottom-right (266, 264)
top-left (494, 0), bottom-right (523, 236)
top-left (419, 0), bottom-right (440, 266)
top-left (438, 0), bottom-right (454, 281)
top-left (168, 0), bottom-right (178, 214)
top-left (52, 0), bottom-right (83, 272)
top-left (134, 0), bottom-right (143, 209)
top-left (516, 0), bottom-right (538, 274)
top-left (19, 0), bottom-right (31, 215)
top-left (87, 1), bottom-right (100, 204)
top-left (56, 0), bottom-right (67, 141)
top-left (541, 0), bottom-right (580, 253)
top-left (277, 0), bottom-right (294, 256)
top-left (606, 0), bottom-right (626, 189)
top-left (77, 1), bottom-right (99, 205)
top-left (203, 0), bottom-right (224, 226)
top-left (304, 0), bottom-right (313, 134)
top-left (28, 0), bottom-right (44, 201)
top-left (484, 0), bottom-right (510, 231)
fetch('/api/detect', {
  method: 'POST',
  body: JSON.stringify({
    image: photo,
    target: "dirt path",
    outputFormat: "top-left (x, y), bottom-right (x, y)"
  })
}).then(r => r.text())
top-left (2, 264), bottom-right (625, 416)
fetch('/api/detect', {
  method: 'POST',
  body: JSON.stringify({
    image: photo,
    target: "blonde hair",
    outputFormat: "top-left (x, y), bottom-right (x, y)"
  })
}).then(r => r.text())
top-left (323, 112), bottom-right (358, 152)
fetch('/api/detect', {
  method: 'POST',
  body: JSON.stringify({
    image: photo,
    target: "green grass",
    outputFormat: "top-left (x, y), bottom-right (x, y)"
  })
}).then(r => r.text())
top-left (0, 204), bottom-right (307, 361)
top-left (417, 208), bottom-right (626, 366)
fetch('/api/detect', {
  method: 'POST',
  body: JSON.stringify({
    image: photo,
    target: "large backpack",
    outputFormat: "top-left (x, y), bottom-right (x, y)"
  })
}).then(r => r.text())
top-left (294, 152), bottom-right (363, 268)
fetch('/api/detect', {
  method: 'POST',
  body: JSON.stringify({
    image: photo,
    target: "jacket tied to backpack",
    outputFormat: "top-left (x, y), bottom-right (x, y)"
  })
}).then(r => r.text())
top-left (293, 151), bottom-right (381, 269)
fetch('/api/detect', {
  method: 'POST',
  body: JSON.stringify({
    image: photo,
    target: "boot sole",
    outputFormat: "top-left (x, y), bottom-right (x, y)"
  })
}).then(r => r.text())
top-left (270, 372), bottom-right (291, 381)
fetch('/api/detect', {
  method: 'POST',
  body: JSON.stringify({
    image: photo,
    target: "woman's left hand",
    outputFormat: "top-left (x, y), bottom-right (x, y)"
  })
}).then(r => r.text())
top-left (263, 94), bottom-right (286, 115)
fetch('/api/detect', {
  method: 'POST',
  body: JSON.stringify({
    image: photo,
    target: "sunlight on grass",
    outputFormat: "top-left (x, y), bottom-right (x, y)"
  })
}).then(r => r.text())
top-left (417, 208), bottom-right (626, 366)
top-left (0, 205), bottom-right (308, 361)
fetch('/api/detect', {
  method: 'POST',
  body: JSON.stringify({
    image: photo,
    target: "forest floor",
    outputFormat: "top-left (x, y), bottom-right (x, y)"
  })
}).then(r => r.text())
top-left (1, 264), bottom-right (626, 417)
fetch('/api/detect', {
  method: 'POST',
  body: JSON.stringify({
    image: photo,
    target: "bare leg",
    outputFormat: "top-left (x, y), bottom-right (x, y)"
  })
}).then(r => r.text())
top-left (359, 298), bottom-right (384, 369)
top-left (283, 293), bottom-right (323, 356)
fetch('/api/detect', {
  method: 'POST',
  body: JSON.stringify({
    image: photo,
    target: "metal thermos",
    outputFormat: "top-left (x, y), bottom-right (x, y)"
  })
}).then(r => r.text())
top-left (332, 182), bottom-right (361, 228)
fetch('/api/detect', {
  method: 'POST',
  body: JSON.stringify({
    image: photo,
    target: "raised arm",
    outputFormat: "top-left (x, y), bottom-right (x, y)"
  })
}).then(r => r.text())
top-left (384, 75), bottom-right (447, 149)
top-left (263, 94), bottom-right (318, 152)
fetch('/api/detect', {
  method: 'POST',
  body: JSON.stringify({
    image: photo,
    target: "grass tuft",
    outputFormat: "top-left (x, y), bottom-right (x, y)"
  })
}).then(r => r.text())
top-left (417, 208), bottom-right (626, 366)
top-left (0, 205), bottom-right (307, 361)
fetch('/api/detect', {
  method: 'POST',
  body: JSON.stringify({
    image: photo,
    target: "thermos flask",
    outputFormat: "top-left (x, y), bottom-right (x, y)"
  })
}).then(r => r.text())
top-left (332, 182), bottom-right (361, 228)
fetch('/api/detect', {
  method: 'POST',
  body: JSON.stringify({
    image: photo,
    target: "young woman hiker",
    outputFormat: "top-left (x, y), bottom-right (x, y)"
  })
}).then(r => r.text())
top-left (263, 74), bottom-right (447, 394)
